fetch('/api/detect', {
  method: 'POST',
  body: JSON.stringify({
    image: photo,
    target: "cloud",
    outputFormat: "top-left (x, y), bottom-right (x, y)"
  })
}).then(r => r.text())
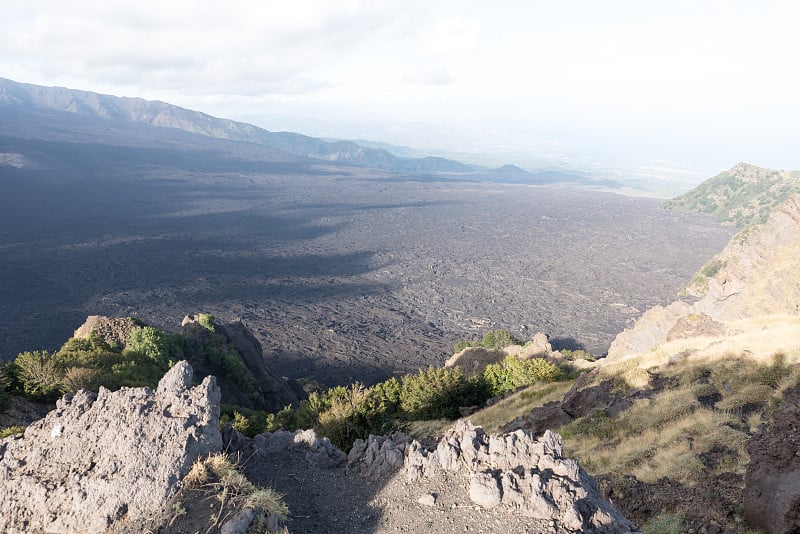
top-left (0, 0), bottom-right (412, 96)
top-left (404, 67), bottom-right (452, 86)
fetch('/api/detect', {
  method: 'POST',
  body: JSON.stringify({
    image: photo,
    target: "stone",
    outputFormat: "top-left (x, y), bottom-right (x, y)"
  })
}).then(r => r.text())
top-left (469, 471), bottom-right (503, 508)
top-left (219, 507), bottom-right (255, 534)
top-left (0, 361), bottom-right (222, 534)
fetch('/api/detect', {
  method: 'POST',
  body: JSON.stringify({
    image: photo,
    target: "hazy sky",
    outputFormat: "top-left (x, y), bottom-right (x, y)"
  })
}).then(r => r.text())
top-left (2, 1), bottom-right (799, 182)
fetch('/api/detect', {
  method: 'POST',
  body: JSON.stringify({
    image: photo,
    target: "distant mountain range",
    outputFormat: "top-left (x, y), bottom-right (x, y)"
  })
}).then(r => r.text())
top-left (0, 77), bottom-right (472, 174)
top-left (0, 77), bottom-right (609, 187)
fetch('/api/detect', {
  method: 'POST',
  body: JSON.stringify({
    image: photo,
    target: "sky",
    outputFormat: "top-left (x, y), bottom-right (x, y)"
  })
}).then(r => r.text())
top-left (1, 1), bottom-right (799, 189)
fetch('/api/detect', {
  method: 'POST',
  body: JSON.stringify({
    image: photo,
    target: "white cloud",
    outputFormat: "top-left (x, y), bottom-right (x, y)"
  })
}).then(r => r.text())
top-left (0, 0), bottom-right (799, 172)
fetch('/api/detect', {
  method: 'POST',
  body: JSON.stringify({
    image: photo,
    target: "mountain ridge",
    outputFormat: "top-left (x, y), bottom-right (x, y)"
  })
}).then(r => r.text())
top-left (0, 76), bottom-right (473, 174)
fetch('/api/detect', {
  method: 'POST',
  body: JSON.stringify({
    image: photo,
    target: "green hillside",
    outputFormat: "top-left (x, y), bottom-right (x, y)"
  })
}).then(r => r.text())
top-left (662, 162), bottom-right (800, 228)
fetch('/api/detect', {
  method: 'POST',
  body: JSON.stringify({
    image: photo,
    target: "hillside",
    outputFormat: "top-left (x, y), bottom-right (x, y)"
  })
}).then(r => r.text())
top-left (662, 162), bottom-right (800, 228)
top-left (0, 76), bottom-right (472, 174)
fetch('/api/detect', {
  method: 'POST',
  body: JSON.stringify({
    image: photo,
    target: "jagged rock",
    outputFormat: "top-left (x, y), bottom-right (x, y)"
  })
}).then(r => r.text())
top-left (0, 361), bottom-right (222, 534)
top-left (606, 301), bottom-right (692, 361)
top-left (745, 383), bottom-right (800, 534)
top-left (73, 315), bottom-right (139, 348)
top-left (253, 429), bottom-right (347, 468)
top-left (346, 433), bottom-right (411, 480)
top-left (404, 421), bottom-right (636, 533)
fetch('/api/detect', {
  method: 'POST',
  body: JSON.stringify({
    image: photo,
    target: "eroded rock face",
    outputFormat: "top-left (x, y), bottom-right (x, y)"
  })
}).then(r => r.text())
top-left (0, 361), bottom-right (222, 534)
top-left (745, 383), bottom-right (800, 534)
top-left (404, 421), bottom-right (636, 533)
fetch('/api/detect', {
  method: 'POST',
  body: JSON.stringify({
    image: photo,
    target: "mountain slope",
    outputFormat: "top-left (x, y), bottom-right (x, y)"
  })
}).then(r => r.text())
top-left (0, 76), bottom-right (472, 174)
top-left (609, 164), bottom-right (800, 361)
top-left (662, 162), bottom-right (800, 228)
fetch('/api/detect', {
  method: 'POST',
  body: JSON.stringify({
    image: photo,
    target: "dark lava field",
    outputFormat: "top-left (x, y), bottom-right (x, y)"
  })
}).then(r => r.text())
top-left (0, 107), bottom-right (734, 385)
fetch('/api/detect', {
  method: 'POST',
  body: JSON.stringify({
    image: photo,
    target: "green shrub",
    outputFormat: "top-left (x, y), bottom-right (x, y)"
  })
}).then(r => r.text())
top-left (126, 326), bottom-right (181, 364)
top-left (14, 351), bottom-right (63, 400)
top-left (197, 313), bottom-right (216, 332)
top-left (400, 366), bottom-right (478, 419)
top-left (481, 329), bottom-right (522, 350)
top-left (559, 349), bottom-right (595, 362)
top-left (482, 356), bottom-right (559, 397)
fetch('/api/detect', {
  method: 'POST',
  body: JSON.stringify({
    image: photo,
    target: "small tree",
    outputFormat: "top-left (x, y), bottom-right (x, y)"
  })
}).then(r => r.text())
top-left (14, 351), bottom-right (63, 400)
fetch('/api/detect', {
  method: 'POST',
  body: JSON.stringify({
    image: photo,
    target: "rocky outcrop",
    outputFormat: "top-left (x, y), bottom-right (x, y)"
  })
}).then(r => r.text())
top-left (665, 313), bottom-right (726, 342)
top-left (214, 320), bottom-right (302, 409)
top-left (691, 193), bottom-right (800, 320)
top-left (745, 383), bottom-right (800, 534)
top-left (222, 425), bottom-right (348, 469)
top-left (181, 314), bottom-right (300, 411)
top-left (73, 315), bottom-right (140, 348)
top-left (445, 346), bottom-right (505, 376)
top-left (0, 361), bottom-right (222, 534)
top-left (404, 421), bottom-right (636, 533)
top-left (606, 301), bottom-right (691, 361)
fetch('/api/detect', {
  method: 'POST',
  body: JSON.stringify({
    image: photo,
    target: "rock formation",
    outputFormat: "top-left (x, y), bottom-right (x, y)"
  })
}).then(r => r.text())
top-left (73, 315), bottom-right (140, 348)
top-left (0, 361), bottom-right (222, 534)
top-left (745, 382), bottom-right (800, 534)
top-left (404, 421), bottom-right (636, 533)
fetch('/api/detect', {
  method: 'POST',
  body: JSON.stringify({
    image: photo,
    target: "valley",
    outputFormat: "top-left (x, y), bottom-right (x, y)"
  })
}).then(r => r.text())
top-left (0, 107), bottom-right (733, 385)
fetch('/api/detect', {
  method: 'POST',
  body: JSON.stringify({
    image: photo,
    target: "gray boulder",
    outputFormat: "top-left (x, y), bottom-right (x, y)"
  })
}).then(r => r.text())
top-left (0, 361), bottom-right (222, 534)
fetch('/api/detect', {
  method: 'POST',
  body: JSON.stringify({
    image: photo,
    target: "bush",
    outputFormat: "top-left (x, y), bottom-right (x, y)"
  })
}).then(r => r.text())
top-left (14, 351), bottom-right (63, 400)
top-left (61, 367), bottom-right (103, 394)
top-left (481, 329), bottom-right (522, 350)
top-left (643, 512), bottom-right (683, 534)
top-left (400, 366), bottom-right (478, 419)
top-left (126, 326), bottom-right (181, 364)
top-left (482, 356), bottom-right (560, 397)
top-left (197, 313), bottom-right (216, 332)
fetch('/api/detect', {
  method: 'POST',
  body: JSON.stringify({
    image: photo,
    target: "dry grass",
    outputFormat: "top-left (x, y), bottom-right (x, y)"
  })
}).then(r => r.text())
top-left (467, 381), bottom-right (574, 433)
top-left (562, 348), bottom-right (800, 485)
top-left (183, 452), bottom-right (288, 523)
